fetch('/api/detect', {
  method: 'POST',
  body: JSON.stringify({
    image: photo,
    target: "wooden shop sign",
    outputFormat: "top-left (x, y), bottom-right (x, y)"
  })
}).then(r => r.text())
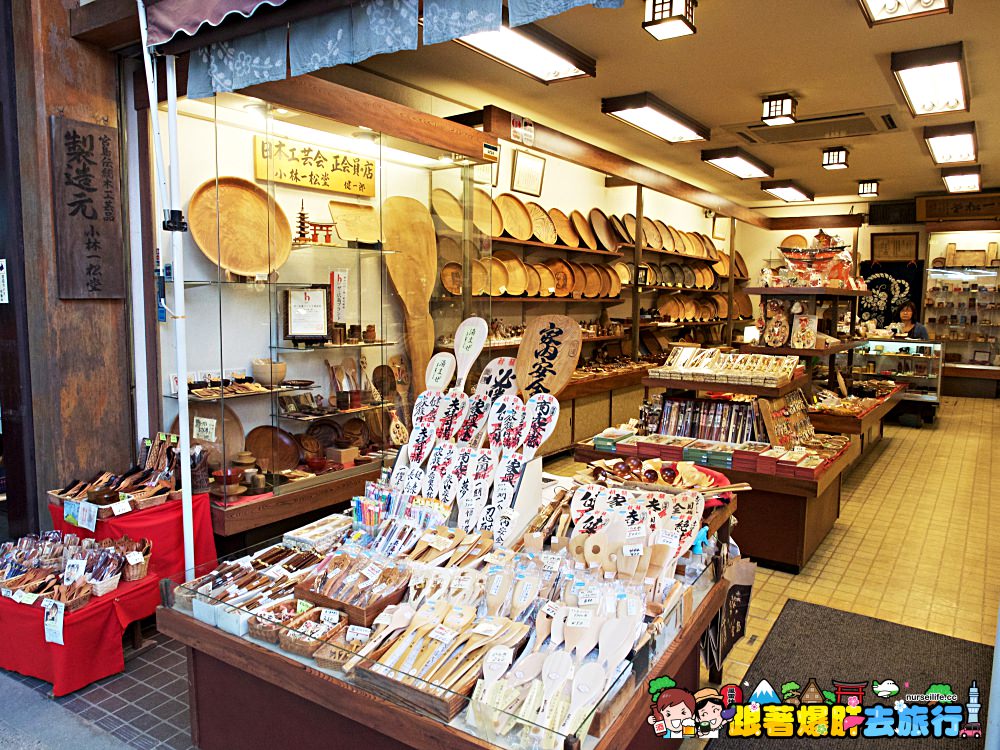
top-left (51, 116), bottom-right (125, 299)
top-left (254, 136), bottom-right (376, 198)
top-left (870, 232), bottom-right (919, 262)
top-left (917, 192), bottom-right (1000, 222)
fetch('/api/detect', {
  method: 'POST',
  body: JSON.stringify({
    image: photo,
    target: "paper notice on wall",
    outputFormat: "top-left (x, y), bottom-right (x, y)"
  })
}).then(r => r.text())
top-left (43, 599), bottom-right (65, 645)
top-left (192, 416), bottom-right (217, 442)
top-left (0, 259), bottom-right (8, 304)
top-left (77, 501), bottom-right (98, 532)
top-left (331, 269), bottom-right (349, 323)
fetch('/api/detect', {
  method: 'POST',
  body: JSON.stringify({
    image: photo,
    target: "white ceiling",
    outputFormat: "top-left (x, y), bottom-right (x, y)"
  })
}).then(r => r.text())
top-left (353, 0), bottom-right (997, 210)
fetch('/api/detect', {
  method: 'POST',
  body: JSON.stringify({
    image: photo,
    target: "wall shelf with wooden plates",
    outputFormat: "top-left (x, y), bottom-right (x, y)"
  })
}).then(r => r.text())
top-left (275, 342), bottom-right (398, 352)
top-left (274, 404), bottom-right (388, 423)
top-left (165, 384), bottom-right (320, 403)
top-left (433, 294), bottom-right (623, 304)
top-left (484, 234), bottom-right (625, 258)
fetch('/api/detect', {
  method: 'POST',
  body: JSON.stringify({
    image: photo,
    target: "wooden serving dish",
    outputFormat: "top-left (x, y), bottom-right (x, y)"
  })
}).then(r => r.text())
top-left (547, 207), bottom-right (579, 247)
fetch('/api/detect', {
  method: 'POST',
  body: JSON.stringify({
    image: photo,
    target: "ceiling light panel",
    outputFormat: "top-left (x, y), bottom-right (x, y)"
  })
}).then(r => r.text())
top-left (924, 122), bottom-right (977, 164)
top-left (701, 147), bottom-right (773, 179)
top-left (761, 180), bottom-right (814, 202)
top-left (602, 92), bottom-right (710, 143)
top-left (457, 24), bottom-right (596, 83)
top-left (822, 146), bottom-right (849, 170)
top-left (858, 180), bottom-right (880, 197)
top-left (858, 0), bottom-right (953, 26)
top-left (941, 165), bottom-right (981, 193)
top-left (762, 93), bottom-right (797, 126)
top-left (643, 0), bottom-right (697, 40)
top-left (891, 42), bottom-right (968, 116)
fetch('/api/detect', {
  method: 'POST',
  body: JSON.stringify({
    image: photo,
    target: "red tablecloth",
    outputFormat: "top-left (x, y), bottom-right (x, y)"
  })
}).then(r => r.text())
top-left (49, 493), bottom-right (217, 581)
top-left (0, 577), bottom-right (160, 695)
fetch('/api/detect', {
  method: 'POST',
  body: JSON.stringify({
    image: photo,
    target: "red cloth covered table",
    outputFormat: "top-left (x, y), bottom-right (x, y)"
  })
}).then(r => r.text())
top-left (49, 493), bottom-right (217, 581)
top-left (0, 577), bottom-right (160, 695)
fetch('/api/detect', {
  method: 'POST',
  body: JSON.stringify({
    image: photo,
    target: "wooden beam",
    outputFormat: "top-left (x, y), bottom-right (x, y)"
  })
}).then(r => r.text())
top-left (69, 0), bottom-right (137, 50)
top-left (768, 214), bottom-right (867, 230)
top-left (921, 219), bottom-right (1000, 232)
top-left (479, 105), bottom-right (770, 228)
top-left (240, 76), bottom-right (497, 162)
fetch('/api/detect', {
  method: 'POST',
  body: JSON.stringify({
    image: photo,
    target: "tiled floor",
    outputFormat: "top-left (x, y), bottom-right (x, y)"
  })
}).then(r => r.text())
top-left (6, 632), bottom-right (192, 749)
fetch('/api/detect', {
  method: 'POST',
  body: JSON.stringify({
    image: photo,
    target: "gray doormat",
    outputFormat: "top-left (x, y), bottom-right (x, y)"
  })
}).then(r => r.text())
top-left (708, 600), bottom-right (991, 747)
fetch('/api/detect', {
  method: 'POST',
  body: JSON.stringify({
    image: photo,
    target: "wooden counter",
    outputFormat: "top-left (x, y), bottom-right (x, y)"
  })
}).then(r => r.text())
top-left (156, 576), bottom-right (728, 750)
top-left (807, 385), bottom-right (907, 436)
top-left (574, 440), bottom-right (857, 573)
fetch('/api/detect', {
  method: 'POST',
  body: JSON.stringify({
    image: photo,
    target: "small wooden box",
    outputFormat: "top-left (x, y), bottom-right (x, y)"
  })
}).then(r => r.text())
top-left (327, 446), bottom-right (360, 464)
top-left (294, 575), bottom-right (408, 627)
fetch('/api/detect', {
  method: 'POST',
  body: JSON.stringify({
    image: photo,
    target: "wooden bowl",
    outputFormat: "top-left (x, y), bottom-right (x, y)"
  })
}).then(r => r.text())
top-left (440, 262), bottom-right (463, 295)
top-left (252, 359), bottom-right (286, 386)
top-left (533, 263), bottom-right (556, 297)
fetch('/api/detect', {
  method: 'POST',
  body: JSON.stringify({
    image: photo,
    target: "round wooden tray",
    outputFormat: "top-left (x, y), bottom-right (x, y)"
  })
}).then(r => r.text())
top-left (735, 290), bottom-right (754, 318)
top-left (623, 214), bottom-right (638, 244)
top-left (474, 188), bottom-right (502, 237)
top-left (328, 200), bottom-right (380, 244)
top-left (611, 261), bottom-right (631, 285)
top-left (780, 234), bottom-right (809, 250)
top-left (566, 260), bottom-right (588, 297)
top-left (533, 263), bottom-right (556, 297)
top-left (440, 262), bottom-right (463, 295)
top-left (525, 264), bottom-right (541, 296)
top-left (543, 258), bottom-right (574, 297)
top-left (438, 235), bottom-right (462, 264)
top-left (666, 226), bottom-right (685, 254)
top-left (654, 220), bottom-right (673, 251)
top-left (487, 257), bottom-right (509, 296)
top-left (610, 215), bottom-right (631, 244)
top-left (170, 403), bottom-right (244, 470)
top-left (580, 263), bottom-right (602, 298)
top-left (431, 188), bottom-right (463, 233)
top-left (341, 417), bottom-right (370, 448)
top-left (496, 194), bottom-right (532, 241)
top-left (595, 264), bottom-right (612, 297)
top-left (547, 207), bottom-right (579, 247)
top-left (494, 250), bottom-right (528, 296)
top-left (245, 425), bottom-right (300, 472)
top-left (641, 217), bottom-right (662, 249)
top-left (660, 264), bottom-right (677, 287)
top-left (735, 251), bottom-right (749, 278)
top-left (470, 258), bottom-right (489, 296)
top-left (306, 419), bottom-right (344, 449)
top-left (188, 177), bottom-right (292, 276)
top-left (604, 264), bottom-right (622, 297)
top-left (526, 202), bottom-right (558, 245)
top-left (588, 208), bottom-right (616, 251)
top-left (712, 250), bottom-right (731, 277)
top-left (681, 265), bottom-right (697, 288)
top-left (571, 210), bottom-right (598, 250)
top-left (711, 293), bottom-right (729, 319)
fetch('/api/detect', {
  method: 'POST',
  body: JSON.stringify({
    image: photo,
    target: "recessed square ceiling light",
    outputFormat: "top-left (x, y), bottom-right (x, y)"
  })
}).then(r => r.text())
top-left (701, 147), bottom-right (773, 179)
top-left (857, 0), bottom-right (953, 26)
top-left (761, 180), bottom-right (814, 203)
top-left (643, 0), bottom-right (697, 40)
top-left (891, 42), bottom-right (968, 116)
top-left (761, 93), bottom-right (797, 126)
top-left (457, 23), bottom-right (596, 84)
top-left (602, 92), bottom-right (709, 143)
top-left (858, 180), bottom-right (880, 198)
top-left (822, 146), bottom-right (849, 170)
top-left (923, 122), bottom-right (977, 164)
top-left (941, 165), bottom-right (981, 193)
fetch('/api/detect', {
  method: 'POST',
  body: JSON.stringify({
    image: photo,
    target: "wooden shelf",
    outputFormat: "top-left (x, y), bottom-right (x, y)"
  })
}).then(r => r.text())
top-left (276, 342), bottom-right (398, 352)
top-left (740, 340), bottom-right (867, 357)
top-left (490, 235), bottom-right (623, 257)
top-left (744, 286), bottom-right (871, 298)
top-left (165, 385), bottom-right (314, 403)
top-left (558, 366), bottom-right (650, 401)
top-left (435, 294), bottom-right (624, 305)
top-left (618, 243), bottom-right (715, 263)
top-left (275, 403), bottom-right (387, 422)
top-left (808, 385), bottom-right (907, 435)
top-left (641, 371), bottom-right (811, 397)
top-left (943, 363), bottom-right (1000, 380)
top-left (435, 334), bottom-right (624, 353)
top-left (624, 284), bottom-right (717, 294)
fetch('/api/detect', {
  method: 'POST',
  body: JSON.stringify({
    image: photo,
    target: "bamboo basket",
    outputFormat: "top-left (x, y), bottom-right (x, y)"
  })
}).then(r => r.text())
top-left (123, 540), bottom-right (153, 582)
top-left (277, 606), bottom-right (346, 657)
top-left (172, 573), bottom-right (213, 612)
top-left (90, 573), bottom-right (121, 597)
top-left (247, 599), bottom-right (300, 644)
top-left (130, 493), bottom-right (168, 511)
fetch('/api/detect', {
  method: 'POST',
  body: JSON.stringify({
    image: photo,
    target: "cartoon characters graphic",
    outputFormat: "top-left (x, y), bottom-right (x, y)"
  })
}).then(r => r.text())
top-left (647, 677), bottom-right (696, 739)
top-left (694, 688), bottom-right (737, 738)
top-left (872, 679), bottom-right (900, 699)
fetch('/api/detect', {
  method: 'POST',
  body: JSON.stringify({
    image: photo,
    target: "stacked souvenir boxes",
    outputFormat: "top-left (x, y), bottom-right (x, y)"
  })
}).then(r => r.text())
top-left (733, 442), bottom-right (771, 472)
top-left (592, 427), bottom-right (637, 452)
top-left (649, 350), bottom-right (802, 387)
top-left (682, 440), bottom-right (733, 469)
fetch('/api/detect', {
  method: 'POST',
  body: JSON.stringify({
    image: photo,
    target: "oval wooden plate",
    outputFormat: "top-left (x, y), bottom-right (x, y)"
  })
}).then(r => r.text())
top-left (544, 258), bottom-right (574, 297)
top-left (610, 215), bottom-right (631, 244)
top-left (611, 261), bottom-right (631, 285)
top-left (681, 265), bottom-right (697, 288)
top-left (470, 258), bottom-right (489, 296)
top-left (431, 188), bottom-right (464, 233)
top-left (780, 234), bottom-right (809, 249)
top-left (735, 251), bottom-right (750, 278)
top-left (526, 202), bottom-right (558, 245)
top-left (682, 298), bottom-right (697, 321)
top-left (659, 264), bottom-right (676, 287)
top-left (170, 403), bottom-right (244, 470)
top-left (604, 265), bottom-right (622, 297)
top-left (595, 264), bottom-right (612, 297)
top-left (440, 262), bottom-right (463, 295)
top-left (679, 231), bottom-right (698, 256)
top-left (566, 260), bottom-right (588, 297)
top-left (188, 177), bottom-right (292, 276)
top-left (328, 200), bottom-right (380, 244)
top-left (474, 188), bottom-right (502, 237)
top-left (735, 290), bottom-right (754, 318)
top-left (525, 264), bottom-right (541, 296)
top-left (487, 256), bottom-right (509, 296)
top-left (712, 250), bottom-right (730, 277)
top-left (547, 207), bottom-right (579, 247)
top-left (438, 235), bottom-right (463, 264)
top-left (588, 208), bottom-right (617, 251)
top-left (245, 425), bottom-right (299, 473)
top-left (641, 217), bottom-right (662, 249)
top-left (534, 263), bottom-right (556, 297)
top-left (654, 220), bottom-right (673, 251)
top-left (496, 194), bottom-right (533, 241)
top-left (623, 214), bottom-right (639, 244)
top-left (494, 250), bottom-right (528, 295)
top-left (699, 233), bottom-right (719, 260)
top-left (666, 226), bottom-right (685, 254)
top-left (711, 293), bottom-right (729, 319)
top-left (580, 263), bottom-right (602, 298)
top-left (571, 210), bottom-right (598, 250)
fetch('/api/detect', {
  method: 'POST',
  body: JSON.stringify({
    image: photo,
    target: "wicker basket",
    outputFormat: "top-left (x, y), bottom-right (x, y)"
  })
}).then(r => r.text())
top-left (247, 599), bottom-right (300, 643)
top-left (277, 606), bottom-right (345, 657)
top-left (123, 540), bottom-right (153, 582)
top-left (90, 573), bottom-right (121, 597)
top-left (173, 574), bottom-right (212, 612)
top-left (63, 589), bottom-right (93, 612)
top-left (130, 493), bottom-right (168, 512)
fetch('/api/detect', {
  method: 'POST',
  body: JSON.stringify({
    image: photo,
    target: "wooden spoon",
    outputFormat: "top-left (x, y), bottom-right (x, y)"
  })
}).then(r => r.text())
top-left (343, 604), bottom-right (415, 673)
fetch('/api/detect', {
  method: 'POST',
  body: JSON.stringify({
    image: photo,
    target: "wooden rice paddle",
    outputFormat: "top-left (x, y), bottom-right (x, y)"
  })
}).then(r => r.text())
top-left (383, 197), bottom-right (437, 394)
top-left (515, 315), bottom-right (582, 399)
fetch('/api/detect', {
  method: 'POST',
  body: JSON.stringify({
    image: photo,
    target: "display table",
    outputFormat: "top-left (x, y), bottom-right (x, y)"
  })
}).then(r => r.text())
top-left (809, 385), bottom-right (907, 459)
top-left (0, 576), bottom-right (159, 695)
top-left (574, 442), bottom-right (856, 573)
top-left (49, 493), bottom-right (217, 580)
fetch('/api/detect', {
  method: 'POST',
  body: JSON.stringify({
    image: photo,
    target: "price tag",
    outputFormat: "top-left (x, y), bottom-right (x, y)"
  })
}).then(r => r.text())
top-left (626, 526), bottom-right (646, 539)
top-left (346, 625), bottom-right (371, 643)
top-left (428, 624), bottom-right (459, 643)
top-left (623, 544), bottom-right (644, 558)
top-left (541, 553), bottom-right (562, 572)
top-left (565, 607), bottom-right (593, 629)
top-left (791, 446), bottom-right (808, 453)
top-left (110, 499), bottom-right (132, 516)
top-left (488, 574), bottom-right (505, 597)
top-left (482, 553), bottom-right (505, 565)
top-left (485, 646), bottom-right (513, 670)
top-left (361, 563), bottom-right (383, 580)
top-left (12, 590), bottom-right (23, 603)
top-left (1, 588), bottom-right (11, 599)
top-left (193, 416), bottom-right (217, 442)
top-left (473, 620), bottom-right (502, 637)
top-left (577, 589), bottom-right (599, 607)
top-left (320, 609), bottom-right (341, 625)
top-left (540, 601), bottom-right (560, 619)
top-left (425, 534), bottom-right (452, 551)
top-left (63, 559), bottom-right (86, 585)
top-left (296, 600), bottom-right (314, 615)
top-left (657, 529), bottom-right (681, 547)
top-left (125, 551), bottom-right (145, 565)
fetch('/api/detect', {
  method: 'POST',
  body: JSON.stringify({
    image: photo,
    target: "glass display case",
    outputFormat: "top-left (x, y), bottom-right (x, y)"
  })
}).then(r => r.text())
top-left (848, 339), bottom-right (943, 405)
top-left (925, 231), bottom-right (1000, 368)
top-left (156, 93), bottom-right (493, 507)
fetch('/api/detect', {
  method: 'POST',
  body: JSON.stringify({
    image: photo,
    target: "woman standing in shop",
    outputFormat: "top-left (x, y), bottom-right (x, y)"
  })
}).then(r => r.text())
top-left (894, 301), bottom-right (929, 339)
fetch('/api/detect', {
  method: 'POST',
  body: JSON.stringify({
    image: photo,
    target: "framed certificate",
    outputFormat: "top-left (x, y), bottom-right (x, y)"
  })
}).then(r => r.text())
top-left (285, 287), bottom-right (329, 341)
top-left (510, 149), bottom-right (546, 197)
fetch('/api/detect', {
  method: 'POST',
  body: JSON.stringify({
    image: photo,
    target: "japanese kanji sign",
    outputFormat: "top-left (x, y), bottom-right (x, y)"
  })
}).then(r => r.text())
top-left (51, 117), bottom-right (124, 299)
top-left (253, 136), bottom-right (376, 197)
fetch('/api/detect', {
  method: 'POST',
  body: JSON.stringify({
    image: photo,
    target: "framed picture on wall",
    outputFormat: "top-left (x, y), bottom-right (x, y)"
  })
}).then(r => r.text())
top-left (711, 215), bottom-right (729, 241)
top-left (871, 232), bottom-right (919, 262)
top-left (973, 350), bottom-right (992, 364)
top-left (284, 287), bottom-right (329, 341)
top-left (510, 149), bottom-right (546, 197)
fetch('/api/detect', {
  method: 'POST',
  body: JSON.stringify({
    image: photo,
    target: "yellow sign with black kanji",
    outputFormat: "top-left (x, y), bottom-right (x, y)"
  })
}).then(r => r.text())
top-left (253, 135), bottom-right (376, 197)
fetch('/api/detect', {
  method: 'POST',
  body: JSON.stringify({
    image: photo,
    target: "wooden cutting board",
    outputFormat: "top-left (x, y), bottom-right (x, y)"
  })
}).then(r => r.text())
top-left (383, 196), bottom-right (437, 394)
top-left (515, 315), bottom-right (582, 398)
top-left (328, 200), bottom-right (380, 244)
top-left (188, 177), bottom-right (292, 276)
top-left (548, 208), bottom-right (579, 247)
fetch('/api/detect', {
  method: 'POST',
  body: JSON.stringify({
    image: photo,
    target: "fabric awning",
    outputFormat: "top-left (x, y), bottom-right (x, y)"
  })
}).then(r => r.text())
top-left (145, 0), bottom-right (293, 46)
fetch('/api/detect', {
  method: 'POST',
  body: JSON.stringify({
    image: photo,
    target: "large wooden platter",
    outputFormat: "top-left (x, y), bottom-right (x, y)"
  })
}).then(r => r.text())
top-left (547, 208), bottom-right (579, 247)
top-left (641, 217), bottom-right (662, 249)
top-left (494, 250), bottom-right (528, 296)
top-left (431, 188), bottom-right (463, 233)
top-left (328, 200), bottom-right (380, 244)
top-left (245, 425), bottom-right (300, 472)
top-left (533, 263), bottom-right (556, 297)
top-left (189, 177), bottom-right (292, 275)
top-left (588, 208), bottom-right (617, 251)
top-left (170, 403), bottom-right (244, 470)
top-left (525, 202), bottom-right (558, 245)
top-left (474, 188), bottom-right (502, 237)
top-left (571, 210), bottom-right (598, 250)
top-left (496, 194), bottom-right (532, 241)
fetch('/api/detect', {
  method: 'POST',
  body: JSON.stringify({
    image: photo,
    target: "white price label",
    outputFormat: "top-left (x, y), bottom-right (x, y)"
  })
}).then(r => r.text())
top-left (623, 544), bottom-right (644, 558)
top-left (125, 551), bottom-right (145, 565)
top-left (565, 607), bottom-right (593, 629)
top-left (361, 563), bottom-right (383, 580)
top-left (541, 553), bottom-right (562, 572)
top-left (1, 588), bottom-right (12, 598)
top-left (77, 501), bottom-right (98, 532)
top-left (473, 620), bottom-right (502, 637)
top-left (540, 601), bottom-right (560, 619)
top-left (346, 625), bottom-right (371, 643)
top-left (320, 609), bottom-right (341, 625)
top-left (488, 574), bottom-right (505, 597)
top-left (626, 526), bottom-right (646, 539)
top-left (485, 646), bottom-right (513, 669)
top-left (110, 500), bottom-right (132, 516)
top-left (425, 534), bottom-right (452, 551)
top-left (428, 624), bottom-right (459, 643)
top-left (657, 529), bottom-right (681, 547)
top-left (192, 416), bottom-right (217, 442)
top-left (577, 589), bottom-right (599, 607)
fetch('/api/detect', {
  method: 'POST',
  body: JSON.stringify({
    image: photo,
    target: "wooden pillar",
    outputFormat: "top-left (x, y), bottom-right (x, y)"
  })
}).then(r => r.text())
top-left (11, 0), bottom-right (134, 528)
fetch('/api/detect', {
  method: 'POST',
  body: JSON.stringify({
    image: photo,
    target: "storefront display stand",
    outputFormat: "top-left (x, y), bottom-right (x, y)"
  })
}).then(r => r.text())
top-left (942, 363), bottom-right (1000, 398)
top-left (155, 574), bottom-right (728, 750)
top-left (641, 371), bottom-right (811, 398)
top-left (558, 366), bottom-right (651, 402)
top-left (574, 441), bottom-right (857, 573)
top-left (739, 340), bottom-right (867, 357)
top-left (809, 384), bottom-right (908, 458)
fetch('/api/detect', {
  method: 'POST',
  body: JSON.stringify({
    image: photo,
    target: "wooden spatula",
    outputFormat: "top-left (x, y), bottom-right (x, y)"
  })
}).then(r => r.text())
top-left (343, 604), bottom-right (415, 673)
top-left (383, 197), bottom-right (437, 394)
top-left (425, 351), bottom-right (456, 392)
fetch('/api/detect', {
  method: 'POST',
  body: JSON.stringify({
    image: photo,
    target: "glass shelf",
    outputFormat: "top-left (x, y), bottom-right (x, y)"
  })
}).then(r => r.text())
top-left (276, 342), bottom-right (398, 352)
top-left (275, 403), bottom-right (388, 422)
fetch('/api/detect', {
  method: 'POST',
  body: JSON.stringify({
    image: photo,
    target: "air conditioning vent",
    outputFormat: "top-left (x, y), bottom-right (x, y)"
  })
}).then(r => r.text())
top-left (869, 201), bottom-right (917, 226)
top-left (724, 106), bottom-right (902, 145)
